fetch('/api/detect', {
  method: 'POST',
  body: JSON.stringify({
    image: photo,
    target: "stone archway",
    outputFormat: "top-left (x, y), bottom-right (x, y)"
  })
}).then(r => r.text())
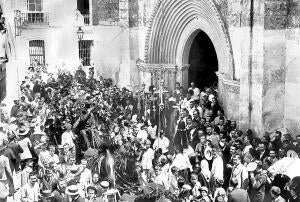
top-left (145, 0), bottom-right (234, 77)
top-left (144, 0), bottom-right (238, 116)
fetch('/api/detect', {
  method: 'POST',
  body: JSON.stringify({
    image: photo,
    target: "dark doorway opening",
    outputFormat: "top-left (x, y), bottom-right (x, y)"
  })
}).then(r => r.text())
top-left (77, 0), bottom-right (89, 14)
top-left (188, 31), bottom-right (218, 91)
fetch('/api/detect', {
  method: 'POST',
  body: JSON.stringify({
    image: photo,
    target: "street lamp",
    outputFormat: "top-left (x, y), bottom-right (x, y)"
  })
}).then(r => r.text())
top-left (77, 26), bottom-right (84, 41)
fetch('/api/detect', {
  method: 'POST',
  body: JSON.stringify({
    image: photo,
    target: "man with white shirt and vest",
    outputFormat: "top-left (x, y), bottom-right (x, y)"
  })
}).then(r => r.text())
top-left (152, 130), bottom-right (170, 155)
top-left (229, 154), bottom-right (249, 190)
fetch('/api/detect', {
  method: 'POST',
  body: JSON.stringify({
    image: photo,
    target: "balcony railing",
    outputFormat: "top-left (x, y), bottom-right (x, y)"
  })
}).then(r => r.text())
top-left (82, 14), bottom-right (90, 26)
top-left (19, 12), bottom-right (50, 26)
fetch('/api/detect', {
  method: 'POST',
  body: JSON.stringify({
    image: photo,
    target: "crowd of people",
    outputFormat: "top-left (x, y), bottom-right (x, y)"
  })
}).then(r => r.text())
top-left (0, 63), bottom-right (299, 202)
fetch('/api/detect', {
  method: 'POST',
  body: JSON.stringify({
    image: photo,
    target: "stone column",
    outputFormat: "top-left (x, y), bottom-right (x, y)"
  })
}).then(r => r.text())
top-left (262, 0), bottom-right (287, 134)
top-left (284, 1), bottom-right (300, 138)
top-left (236, 0), bottom-right (264, 135)
top-left (118, 0), bottom-right (131, 88)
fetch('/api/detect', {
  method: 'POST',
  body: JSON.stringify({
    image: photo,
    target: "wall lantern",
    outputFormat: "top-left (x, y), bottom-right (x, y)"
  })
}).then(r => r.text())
top-left (77, 26), bottom-right (84, 41)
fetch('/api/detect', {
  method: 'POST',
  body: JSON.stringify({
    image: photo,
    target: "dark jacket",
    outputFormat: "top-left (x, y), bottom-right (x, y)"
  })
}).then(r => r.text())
top-left (52, 189), bottom-right (65, 202)
top-left (249, 171), bottom-right (267, 202)
top-left (63, 196), bottom-right (85, 202)
top-left (7, 141), bottom-right (23, 171)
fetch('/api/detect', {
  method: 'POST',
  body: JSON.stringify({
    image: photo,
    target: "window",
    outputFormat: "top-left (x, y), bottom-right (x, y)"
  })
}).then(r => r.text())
top-left (27, 0), bottom-right (46, 24)
top-left (29, 40), bottom-right (45, 66)
top-left (79, 40), bottom-right (93, 66)
top-left (27, 0), bottom-right (42, 12)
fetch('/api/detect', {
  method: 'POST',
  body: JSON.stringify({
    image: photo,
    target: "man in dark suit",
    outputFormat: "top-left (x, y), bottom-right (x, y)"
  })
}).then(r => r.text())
top-left (7, 132), bottom-right (23, 172)
top-left (228, 178), bottom-right (251, 202)
top-left (257, 142), bottom-right (269, 162)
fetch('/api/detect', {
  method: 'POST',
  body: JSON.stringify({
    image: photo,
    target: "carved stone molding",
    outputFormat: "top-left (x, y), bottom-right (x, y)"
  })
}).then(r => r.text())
top-left (136, 60), bottom-right (188, 74)
top-left (217, 71), bottom-right (240, 94)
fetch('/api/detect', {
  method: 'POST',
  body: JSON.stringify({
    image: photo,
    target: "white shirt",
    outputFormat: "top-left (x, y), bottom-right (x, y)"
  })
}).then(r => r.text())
top-left (183, 145), bottom-right (195, 158)
top-left (49, 153), bottom-right (59, 164)
top-left (141, 148), bottom-right (155, 170)
top-left (189, 87), bottom-right (200, 100)
top-left (136, 129), bottom-right (148, 142)
top-left (154, 172), bottom-right (169, 188)
top-left (211, 155), bottom-right (224, 181)
top-left (38, 150), bottom-right (51, 167)
top-left (147, 125), bottom-right (157, 140)
top-left (243, 144), bottom-right (253, 156)
top-left (80, 167), bottom-right (92, 185)
top-left (18, 137), bottom-right (32, 160)
top-left (61, 130), bottom-right (75, 148)
top-left (230, 164), bottom-right (248, 189)
top-left (21, 182), bottom-right (40, 202)
top-left (181, 98), bottom-right (191, 110)
top-left (153, 136), bottom-right (170, 154)
top-left (171, 153), bottom-right (192, 171)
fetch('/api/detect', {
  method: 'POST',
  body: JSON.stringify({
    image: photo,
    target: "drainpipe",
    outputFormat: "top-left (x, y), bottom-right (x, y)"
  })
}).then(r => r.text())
top-left (248, 0), bottom-right (254, 127)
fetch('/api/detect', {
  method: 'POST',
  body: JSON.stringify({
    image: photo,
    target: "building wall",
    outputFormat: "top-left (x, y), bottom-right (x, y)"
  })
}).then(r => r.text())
top-left (3, 0), bottom-right (300, 137)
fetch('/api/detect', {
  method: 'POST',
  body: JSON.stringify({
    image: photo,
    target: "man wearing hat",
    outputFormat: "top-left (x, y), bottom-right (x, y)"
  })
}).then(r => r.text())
top-left (99, 181), bottom-right (109, 194)
top-left (249, 160), bottom-right (267, 202)
top-left (101, 181), bottom-right (120, 202)
top-left (40, 190), bottom-right (54, 202)
top-left (7, 132), bottom-right (23, 172)
top-left (65, 185), bottom-right (85, 202)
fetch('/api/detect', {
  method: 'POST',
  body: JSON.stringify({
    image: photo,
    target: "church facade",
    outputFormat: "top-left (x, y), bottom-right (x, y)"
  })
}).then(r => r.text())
top-left (1, 0), bottom-right (300, 137)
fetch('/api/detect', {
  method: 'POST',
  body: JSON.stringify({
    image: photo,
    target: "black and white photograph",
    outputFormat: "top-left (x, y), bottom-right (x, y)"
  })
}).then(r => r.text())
top-left (0, 0), bottom-right (300, 201)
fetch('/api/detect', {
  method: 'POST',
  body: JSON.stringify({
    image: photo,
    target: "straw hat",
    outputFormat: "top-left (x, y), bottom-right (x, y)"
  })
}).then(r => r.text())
top-left (65, 185), bottom-right (79, 196)
top-left (18, 127), bottom-right (29, 136)
top-left (100, 181), bottom-right (109, 188)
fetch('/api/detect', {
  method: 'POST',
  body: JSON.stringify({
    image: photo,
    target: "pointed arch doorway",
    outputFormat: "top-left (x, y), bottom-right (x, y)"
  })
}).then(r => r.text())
top-left (143, 0), bottom-right (239, 119)
top-left (188, 30), bottom-right (218, 90)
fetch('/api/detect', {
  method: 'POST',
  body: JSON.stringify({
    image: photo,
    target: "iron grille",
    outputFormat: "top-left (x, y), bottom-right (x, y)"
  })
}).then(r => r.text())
top-left (29, 40), bottom-right (45, 66)
top-left (79, 40), bottom-right (92, 66)
top-left (82, 14), bottom-right (90, 26)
